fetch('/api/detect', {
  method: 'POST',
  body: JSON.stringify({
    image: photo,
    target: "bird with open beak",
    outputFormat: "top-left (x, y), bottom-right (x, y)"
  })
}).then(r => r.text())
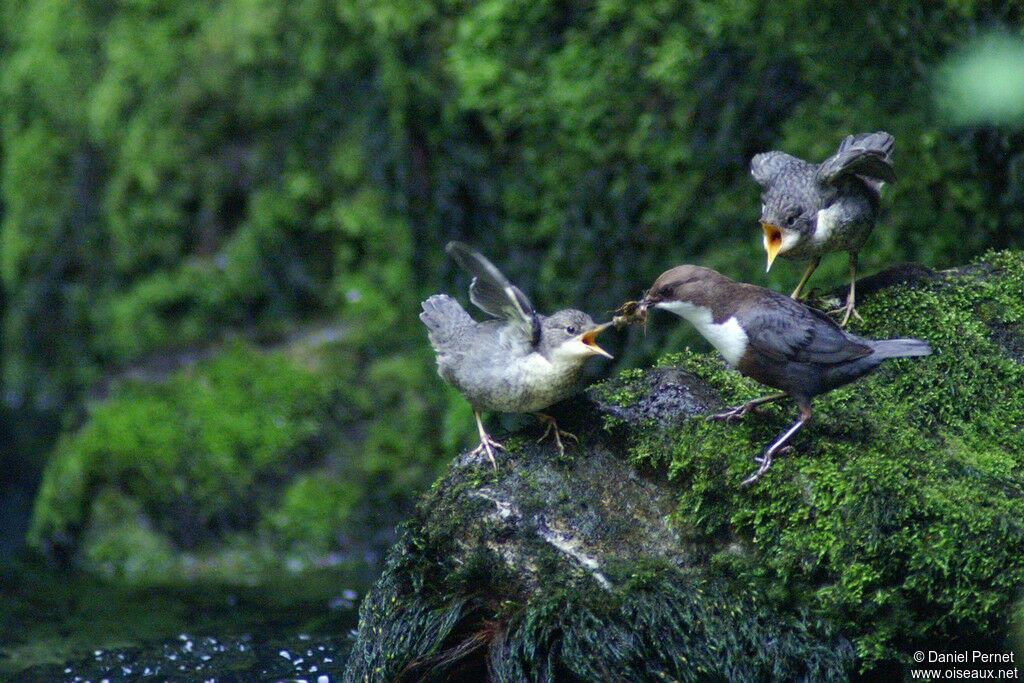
top-left (637, 264), bottom-right (931, 486)
top-left (420, 242), bottom-right (613, 468)
top-left (752, 131), bottom-right (895, 326)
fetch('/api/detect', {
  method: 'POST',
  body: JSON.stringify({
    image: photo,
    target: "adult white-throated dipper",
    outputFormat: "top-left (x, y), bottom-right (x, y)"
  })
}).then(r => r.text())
top-left (637, 265), bottom-right (930, 486)
top-left (752, 131), bottom-right (895, 326)
top-left (421, 242), bottom-right (613, 468)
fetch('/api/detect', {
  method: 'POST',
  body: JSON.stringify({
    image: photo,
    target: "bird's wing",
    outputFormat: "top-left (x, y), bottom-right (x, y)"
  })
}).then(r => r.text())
top-left (750, 151), bottom-right (802, 187)
top-left (445, 241), bottom-right (541, 346)
top-left (737, 293), bottom-right (874, 365)
top-left (816, 132), bottom-right (896, 186)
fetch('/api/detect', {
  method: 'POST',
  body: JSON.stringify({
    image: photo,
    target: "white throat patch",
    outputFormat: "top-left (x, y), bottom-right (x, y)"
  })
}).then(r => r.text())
top-left (656, 300), bottom-right (749, 367)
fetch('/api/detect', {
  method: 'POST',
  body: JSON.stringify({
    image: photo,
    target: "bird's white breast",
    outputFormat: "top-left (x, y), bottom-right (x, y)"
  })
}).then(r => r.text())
top-left (656, 301), bottom-right (748, 367)
top-left (814, 204), bottom-right (843, 245)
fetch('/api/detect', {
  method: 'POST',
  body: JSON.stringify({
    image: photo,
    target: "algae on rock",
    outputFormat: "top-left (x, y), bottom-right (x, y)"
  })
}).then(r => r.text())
top-left (345, 251), bottom-right (1024, 680)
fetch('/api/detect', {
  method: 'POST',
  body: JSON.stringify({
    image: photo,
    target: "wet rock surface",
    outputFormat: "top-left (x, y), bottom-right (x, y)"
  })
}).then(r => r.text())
top-left (589, 366), bottom-right (721, 427)
top-left (342, 399), bottom-right (856, 682)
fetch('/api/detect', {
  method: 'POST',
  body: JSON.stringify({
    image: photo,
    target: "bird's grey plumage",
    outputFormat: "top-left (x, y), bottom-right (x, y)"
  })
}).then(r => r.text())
top-left (421, 242), bottom-right (610, 415)
top-left (752, 132), bottom-right (896, 325)
top-left (752, 131), bottom-right (895, 261)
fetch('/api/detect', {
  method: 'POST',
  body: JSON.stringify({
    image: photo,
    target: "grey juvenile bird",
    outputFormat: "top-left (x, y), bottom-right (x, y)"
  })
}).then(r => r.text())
top-left (421, 242), bottom-right (613, 468)
top-left (752, 131), bottom-right (896, 326)
top-left (639, 265), bottom-right (930, 486)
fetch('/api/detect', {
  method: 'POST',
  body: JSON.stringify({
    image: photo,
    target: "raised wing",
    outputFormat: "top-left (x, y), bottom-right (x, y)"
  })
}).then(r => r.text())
top-left (750, 151), bottom-right (802, 187)
top-left (816, 131), bottom-right (896, 186)
top-left (736, 293), bottom-right (873, 366)
top-left (446, 241), bottom-right (541, 346)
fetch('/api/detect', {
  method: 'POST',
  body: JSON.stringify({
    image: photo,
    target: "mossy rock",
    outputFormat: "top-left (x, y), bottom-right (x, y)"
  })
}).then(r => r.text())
top-left (26, 341), bottom-right (374, 580)
top-left (344, 251), bottom-right (1024, 681)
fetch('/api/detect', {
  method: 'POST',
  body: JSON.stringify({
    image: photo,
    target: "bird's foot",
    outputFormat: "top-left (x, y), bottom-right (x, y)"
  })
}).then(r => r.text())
top-left (743, 446), bottom-right (794, 487)
top-left (536, 414), bottom-right (578, 457)
top-left (709, 402), bottom-right (762, 423)
top-left (827, 301), bottom-right (863, 328)
top-left (470, 434), bottom-right (506, 470)
top-left (754, 445), bottom-right (793, 466)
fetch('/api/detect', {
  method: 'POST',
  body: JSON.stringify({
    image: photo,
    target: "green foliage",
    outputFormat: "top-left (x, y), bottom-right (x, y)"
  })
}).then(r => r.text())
top-left (27, 333), bottom-right (460, 575)
top-left (1, 1), bottom-right (1023, 654)
top-left (78, 488), bottom-right (177, 580)
top-left (620, 251), bottom-right (1024, 668)
top-left (2, 0), bottom-right (1022, 438)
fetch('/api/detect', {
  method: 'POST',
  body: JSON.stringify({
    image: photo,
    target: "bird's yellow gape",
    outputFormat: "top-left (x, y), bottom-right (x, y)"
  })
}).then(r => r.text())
top-left (762, 222), bottom-right (784, 271)
top-left (580, 322), bottom-right (614, 359)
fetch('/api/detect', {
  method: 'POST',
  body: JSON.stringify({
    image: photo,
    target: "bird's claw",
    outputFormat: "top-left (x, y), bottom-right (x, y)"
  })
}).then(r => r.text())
top-left (744, 446), bottom-right (795, 486)
top-left (536, 415), bottom-right (578, 457)
top-left (470, 435), bottom-right (506, 470)
top-left (708, 403), bottom-right (760, 423)
top-left (753, 445), bottom-right (793, 465)
top-left (827, 302), bottom-right (862, 327)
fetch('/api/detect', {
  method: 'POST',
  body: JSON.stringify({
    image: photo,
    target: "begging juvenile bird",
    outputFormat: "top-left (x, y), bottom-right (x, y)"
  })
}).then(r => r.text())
top-left (752, 131), bottom-right (895, 326)
top-left (421, 242), bottom-right (613, 468)
top-left (638, 265), bottom-right (931, 486)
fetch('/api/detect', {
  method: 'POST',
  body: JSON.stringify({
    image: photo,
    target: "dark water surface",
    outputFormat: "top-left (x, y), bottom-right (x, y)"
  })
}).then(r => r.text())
top-left (0, 560), bottom-right (369, 682)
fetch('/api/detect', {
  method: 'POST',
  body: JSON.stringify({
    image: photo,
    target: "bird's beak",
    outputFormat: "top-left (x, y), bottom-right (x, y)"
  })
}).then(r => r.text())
top-left (639, 289), bottom-right (661, 313)
top-left (580, 322), bottom-right (614, 359)
top-left (762, 222), bottom-right (783, 272)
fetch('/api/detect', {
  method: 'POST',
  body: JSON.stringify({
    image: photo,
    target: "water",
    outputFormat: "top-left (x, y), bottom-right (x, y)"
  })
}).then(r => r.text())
top-left (15, 634), bottom-right (353, 682)
top-left (0, 560), bottom-right (368, 682)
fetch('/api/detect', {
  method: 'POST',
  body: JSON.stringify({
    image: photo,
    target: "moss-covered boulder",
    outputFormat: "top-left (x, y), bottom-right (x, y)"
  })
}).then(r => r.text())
top-left (344, 251), bottom-right (1024, 681)
top-left (27, 339), bottom-right (410, 581)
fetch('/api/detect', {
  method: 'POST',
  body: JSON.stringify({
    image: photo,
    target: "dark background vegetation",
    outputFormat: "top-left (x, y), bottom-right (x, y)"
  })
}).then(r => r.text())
top-left (0, 0), bottom-right (1022, 673)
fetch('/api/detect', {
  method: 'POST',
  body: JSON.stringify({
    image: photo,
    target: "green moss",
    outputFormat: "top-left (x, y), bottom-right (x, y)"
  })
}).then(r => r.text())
top-left (79, 488), bottom-right (177, 580)
top-left (590, 367), bottom-right (647, 407)
top-left (263, 472), bottom-right (362, 554)
top-left (28, 342), bottom-right (336, 572)
top-left (623, 251), bottom-right (1024, 668)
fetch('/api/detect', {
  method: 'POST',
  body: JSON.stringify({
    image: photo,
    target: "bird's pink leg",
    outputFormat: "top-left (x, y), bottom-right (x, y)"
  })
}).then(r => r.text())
top-left (470, 410), bottom-right (505, 469)
top-left (828, 253), bottom-right (863, 327)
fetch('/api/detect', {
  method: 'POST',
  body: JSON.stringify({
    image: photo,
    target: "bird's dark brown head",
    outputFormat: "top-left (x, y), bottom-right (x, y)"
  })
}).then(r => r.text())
top-left (640, 265), bottom-right (731, 311)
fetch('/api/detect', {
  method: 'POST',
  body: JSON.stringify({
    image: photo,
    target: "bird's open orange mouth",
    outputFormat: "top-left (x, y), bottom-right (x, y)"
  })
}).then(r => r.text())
top-left (580, 322), bottom-right (614, 359)
top-left (762, 222), bottom-right (784, 271)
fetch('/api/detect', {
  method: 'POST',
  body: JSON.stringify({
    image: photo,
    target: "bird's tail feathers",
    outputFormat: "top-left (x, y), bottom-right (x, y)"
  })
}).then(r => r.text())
top-left (871, 337), bottom-right (932, 359)
top-left (420, 294), bottom-right (473, 351)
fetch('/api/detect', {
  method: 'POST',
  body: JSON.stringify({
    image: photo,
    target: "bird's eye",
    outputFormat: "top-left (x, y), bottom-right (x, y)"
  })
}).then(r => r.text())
top-left (785, 214), bottom-right (797, 226)
top-left (566, 326), bottom-right (577, 335)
